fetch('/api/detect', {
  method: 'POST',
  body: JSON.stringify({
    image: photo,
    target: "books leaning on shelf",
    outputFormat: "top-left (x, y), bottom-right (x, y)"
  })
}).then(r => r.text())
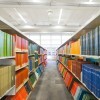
top-left (29, 43), bottom-right (39, 55)
top-left (58, 63), bottom-right (96, 100)
top-left (82, 64), bottom-right (100, 98)
top-left (16, 68), bottom-right (29, 88)
top-left (0, 30), bottom-right (13, 57)
top-left (0, 65), bottom-right (15, 97)
top-left (81, 25), bottom-right (100, 56)
top-left (16, 53), bottom-right (28, 69)
top-left (13, 34), bottom-right (28, 52)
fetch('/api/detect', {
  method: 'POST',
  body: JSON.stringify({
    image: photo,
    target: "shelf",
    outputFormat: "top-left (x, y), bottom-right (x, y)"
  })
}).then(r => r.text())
top-left (15, 63), bottom-right (28, 71)
top-left (57, 60), bottom-right (99, 100)
top-left (58, 54), bottom-right (100, 59)
top-left (27, 73), bottom-right (40, 100)
top-left (0, 85), bottom-right (15, 99)
top-left (57, 11), bottom-right (100, 50)
top-left (28, 54), bottom-right (35, 57)
top-left (26, 91), bottom-right (32, 100)
top-left (0, 56), bottom-right (15, 60)
top-left (29, 67), bottom-right (39, 74)
top-left (16, 78), bottom-right (29, 93)
top-left (15, 51), bottom-right (28, 53)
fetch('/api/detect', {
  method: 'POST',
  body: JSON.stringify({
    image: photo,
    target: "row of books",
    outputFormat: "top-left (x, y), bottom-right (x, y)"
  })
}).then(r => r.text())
top-left (0, 30), bottom-right (13, 57)
top-left (16, 68), bottom-right (29, 88)
top-left (5, 64), bottom-right (45, 100)
top-left (72, 60), bottom-right (90, 80)
top-left (59, 56), bottom-right (90, 80)
top-left (16, 53), bottom-right (28, 68)
top-left (57, 39), bottom-right (81, 55)
top-left (81, 26), bottom-right (100, 55)
top-left (82, 64), bottom-right (100, 98)
top-left (14, 34), bottom-right (28, 52)
top-left (0, 65), bottom-right (15, 97)
top-left (58, 63), bottom-right (96, 100)
top-left (29, 43), bottom-right (39, 55)
top-left (5, 81), bottom-right (32, 100)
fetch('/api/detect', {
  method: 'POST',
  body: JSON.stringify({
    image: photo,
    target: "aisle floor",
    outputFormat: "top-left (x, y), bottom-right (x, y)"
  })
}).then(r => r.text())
top-left (28, 60), bottom-right (73, 100)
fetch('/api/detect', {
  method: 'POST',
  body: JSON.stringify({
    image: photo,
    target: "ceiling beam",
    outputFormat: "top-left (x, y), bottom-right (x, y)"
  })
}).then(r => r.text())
top-left (0, 1), bottom-right (100, 7)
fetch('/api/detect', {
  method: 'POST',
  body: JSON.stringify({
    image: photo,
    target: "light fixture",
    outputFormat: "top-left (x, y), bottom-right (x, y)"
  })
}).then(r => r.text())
top-left (14, 8), bottom-right (27, 23)
top-left (58, 9), bottom-right (62, 24)
top-left (89, 0), bottom-right (93, 2)
top-left (48, 10), bottom-right (53, 16)
top-left (32, 0), bottom-right (41, 3)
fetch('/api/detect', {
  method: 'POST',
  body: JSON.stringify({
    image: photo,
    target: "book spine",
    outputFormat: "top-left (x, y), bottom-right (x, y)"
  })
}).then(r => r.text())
top-left (98, 26), bottom-right (100, 56)
top-left (0, 31), bottom-right (5, 57)
top-left (90, 31), bottom-right (92, 55)
top-left (4, 32), bottom-right (7, 56)
top-left (94, 27), bottom-right (99, 55)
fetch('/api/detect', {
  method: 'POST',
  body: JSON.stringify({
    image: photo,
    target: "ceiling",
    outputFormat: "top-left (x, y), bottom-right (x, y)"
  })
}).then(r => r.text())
top-left (0, 0), bottom-right (99, 34)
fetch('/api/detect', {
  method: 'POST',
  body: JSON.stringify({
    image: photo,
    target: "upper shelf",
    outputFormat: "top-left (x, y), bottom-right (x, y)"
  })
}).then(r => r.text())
top-left (0, 16), bottom-right (46, 50)
top-left (57, 10), bottom-right (100, 50)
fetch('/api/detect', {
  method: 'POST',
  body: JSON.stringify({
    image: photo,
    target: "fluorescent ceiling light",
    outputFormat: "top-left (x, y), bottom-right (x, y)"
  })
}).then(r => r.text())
top-left (89, 0), bottom-right (93, 2)
top-left (32, 0), bottom-right (41, 3)
top-left (58, 9), bottom-right (62, 24)
top-left (14, 8), bottom-right (27, 23)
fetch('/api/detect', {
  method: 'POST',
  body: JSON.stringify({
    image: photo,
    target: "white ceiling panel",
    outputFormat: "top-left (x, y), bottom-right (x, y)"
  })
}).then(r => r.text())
top-left (0, 0), bottom-right (99, 34)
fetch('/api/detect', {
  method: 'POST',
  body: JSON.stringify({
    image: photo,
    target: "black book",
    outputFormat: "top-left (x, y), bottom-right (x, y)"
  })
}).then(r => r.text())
top-left (98, 26), bottom-right (100, 56)
top-left (94, 27), bottom-right (99, 55)
top-left (80, 35), bottom-right (83, 55)
top-left (92, 29), bottom-right (95, 55)
top-left (90, 31), bottom-right (93, 55)
top-left (24, 82), bottom-right (32, 94)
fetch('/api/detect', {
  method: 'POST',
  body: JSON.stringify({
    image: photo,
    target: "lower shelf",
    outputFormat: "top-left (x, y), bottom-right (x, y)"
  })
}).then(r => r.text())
top-left (16, 78), bottom-right (29, 93)
top-left (0, 85), bottom-right (15, 99)
top-left (27, 72), bottom-right (41, 99)
top-left (58, 60), bottom-right (99, 100)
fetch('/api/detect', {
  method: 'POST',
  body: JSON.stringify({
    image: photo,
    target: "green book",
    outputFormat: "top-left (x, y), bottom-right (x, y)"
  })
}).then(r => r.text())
top-left (10, 35), bottom-right (13, 56)
top-left (0, 30), bottom-right (5, 57)
top-left (4, 32), bottom-right (7, 56)
top-left (7, 33), bottom-right (11, 56)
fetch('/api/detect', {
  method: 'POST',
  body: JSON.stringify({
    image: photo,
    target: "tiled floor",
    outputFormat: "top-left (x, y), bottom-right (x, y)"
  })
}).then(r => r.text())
top-left (28, 60), bottom-right (73, 100)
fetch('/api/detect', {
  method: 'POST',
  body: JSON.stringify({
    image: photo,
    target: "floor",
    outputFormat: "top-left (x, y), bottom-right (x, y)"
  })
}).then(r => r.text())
top-left (28, 60), bottom-right (73, 100)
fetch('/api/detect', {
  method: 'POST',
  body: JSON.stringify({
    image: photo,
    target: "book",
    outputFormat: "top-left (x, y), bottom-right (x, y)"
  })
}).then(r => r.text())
top-left (24, 82), bottom-right (32, 94)
top-left (99, 26), bottom-right (100, 56)
top-left (6, 33), bottom-right (11, 56)
top-left (94, 27), bottom-right (99, 55)
top-left (0, 31), bottom-right (5, 57)
top-left (29, 72), bottom-right (36, 85)
top-left (4, 32), bottom-right (7, 56)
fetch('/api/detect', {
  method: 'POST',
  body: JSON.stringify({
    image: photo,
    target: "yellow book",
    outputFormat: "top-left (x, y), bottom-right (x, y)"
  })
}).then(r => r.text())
top-left (0, 67), bottom-right (3, 97)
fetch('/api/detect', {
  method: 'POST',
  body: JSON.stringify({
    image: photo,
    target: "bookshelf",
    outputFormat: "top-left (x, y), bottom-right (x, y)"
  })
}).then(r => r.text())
top-left (56, 13), bottom-right (100, 99)
top-left (0, 56), bottom-right (15, 60)
top-left (58, 60), bottom-right (99, 100)
top-left (0, 16), bottom-right (47, 99)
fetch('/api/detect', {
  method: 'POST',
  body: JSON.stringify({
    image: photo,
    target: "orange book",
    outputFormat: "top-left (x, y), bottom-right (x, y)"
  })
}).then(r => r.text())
top-left (70, 81), bottom-right (80, 96)
top-left (67, 60), bottom-right (73, 71)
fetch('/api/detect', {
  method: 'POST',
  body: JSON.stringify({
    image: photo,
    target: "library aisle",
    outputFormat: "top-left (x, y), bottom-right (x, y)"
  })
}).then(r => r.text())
top-left (28, 60), bottom-right (73, 100)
